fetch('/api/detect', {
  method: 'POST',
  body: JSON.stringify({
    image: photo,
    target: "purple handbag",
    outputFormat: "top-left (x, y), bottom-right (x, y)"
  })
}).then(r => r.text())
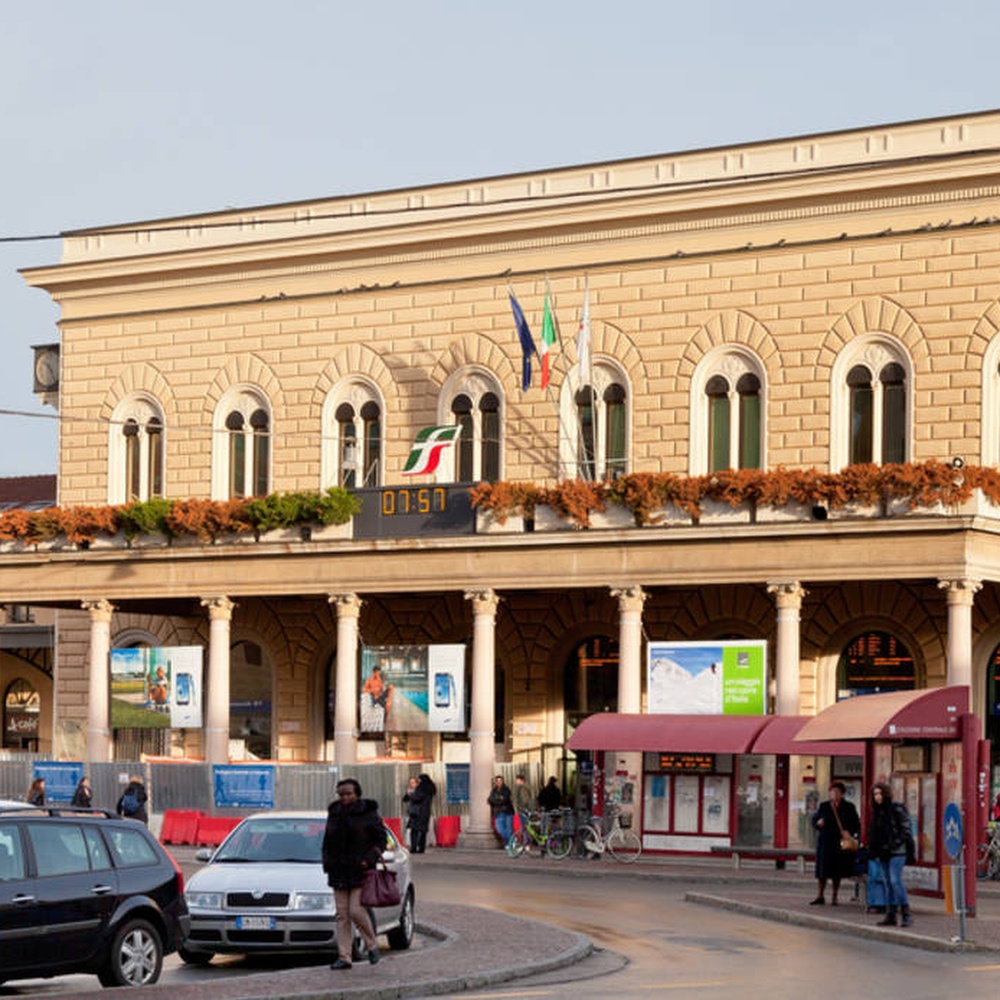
top-left (360, 864), bottom-right (401, 908)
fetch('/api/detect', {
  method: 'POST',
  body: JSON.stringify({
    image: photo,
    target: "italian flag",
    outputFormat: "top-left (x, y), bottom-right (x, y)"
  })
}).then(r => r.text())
top-left (540, 289), bottom-right (556, 389)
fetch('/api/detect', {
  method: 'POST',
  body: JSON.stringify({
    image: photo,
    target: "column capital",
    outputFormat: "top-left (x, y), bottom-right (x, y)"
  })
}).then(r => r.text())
top-left (610, 585), bottom-right (647, 613)
top-left (766, 580), bottom-right (807, 608)
top-left (937, 578), bottom-right (983, 605)
top-left (81, 598), bottom-right (115, 622)
top-left (328, 592), bottom-right (363, 618)
top-left (464, 588), bottom-right (500, 616)
top-left (200, 595), bottom-right (236, 621)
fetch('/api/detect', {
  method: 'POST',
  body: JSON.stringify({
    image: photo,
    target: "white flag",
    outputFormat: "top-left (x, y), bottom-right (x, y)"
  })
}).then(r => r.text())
top-left (576, 279), bottom-right (592, 388)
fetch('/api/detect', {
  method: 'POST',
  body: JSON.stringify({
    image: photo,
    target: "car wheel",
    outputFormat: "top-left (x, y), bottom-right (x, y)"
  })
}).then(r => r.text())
top-left (386, 888), bottom-right (414, 950)
top-left (178, 945), bottom-right (214, 966)
top-left (98, 918), bottom-right (163, 987)
top-left (351, 906), bottom-right (378, 962)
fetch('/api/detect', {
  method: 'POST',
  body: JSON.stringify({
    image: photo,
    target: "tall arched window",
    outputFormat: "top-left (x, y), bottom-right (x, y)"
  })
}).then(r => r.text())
top-left (108, 396), bottom-right (166, 504)
top-left (322, 380), bottom-right (384, 489)
top-left (440, 369), bottom-right (504, 483)
top-left (560, 361), bottom-right (629, 480)
top-left (690, 349), bottom-right (765, 474)
top-left (832, 337), bottom-right (911, 469)
top-left (212, 388), bottom-right (271, 499)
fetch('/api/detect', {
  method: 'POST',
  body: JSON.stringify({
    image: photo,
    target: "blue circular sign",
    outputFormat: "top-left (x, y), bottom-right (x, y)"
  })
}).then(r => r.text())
top-left (943, 802), bottom-right (963, 860)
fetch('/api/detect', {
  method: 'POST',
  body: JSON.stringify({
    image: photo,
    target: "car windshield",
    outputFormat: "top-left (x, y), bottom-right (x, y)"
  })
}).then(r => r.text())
top-left (214, 820), bottom-right (325, 863)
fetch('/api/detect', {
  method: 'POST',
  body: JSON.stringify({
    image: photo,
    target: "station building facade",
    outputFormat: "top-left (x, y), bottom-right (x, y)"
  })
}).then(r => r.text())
top-left (7, 107), bottom-right (1000, 843)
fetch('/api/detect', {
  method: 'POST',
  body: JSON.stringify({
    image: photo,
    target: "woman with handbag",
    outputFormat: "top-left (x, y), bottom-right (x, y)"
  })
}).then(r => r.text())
top-left (322, 778), bottom-right (387, 970)
top-left (810, 781), bottom-right (860, 906)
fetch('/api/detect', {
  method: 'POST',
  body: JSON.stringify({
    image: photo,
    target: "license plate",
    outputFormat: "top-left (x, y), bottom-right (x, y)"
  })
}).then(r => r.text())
top-left (236, 915), bottom-right (276, 930)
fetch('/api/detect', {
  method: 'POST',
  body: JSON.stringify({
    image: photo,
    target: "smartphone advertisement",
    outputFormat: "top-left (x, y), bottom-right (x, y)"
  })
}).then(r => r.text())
top-left (110, 646), bottom-right (204, 729)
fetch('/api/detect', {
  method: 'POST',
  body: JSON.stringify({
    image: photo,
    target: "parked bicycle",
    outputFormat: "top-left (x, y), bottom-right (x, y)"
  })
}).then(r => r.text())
top-left (976, 822), bottom-right (1000, 880)
top-left (575, 805), bottom-right (642, 863)
top-left (506, 808), bottom-right (574, 860)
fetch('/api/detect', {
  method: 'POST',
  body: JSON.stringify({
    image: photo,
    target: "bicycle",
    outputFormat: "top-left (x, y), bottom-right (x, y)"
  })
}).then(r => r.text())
top-left (575, 805), bottom-right (642, 863)
top-left (976, 822), bottom-right (1000, 880)
top-left (506, 809), bottom-right (574, 860)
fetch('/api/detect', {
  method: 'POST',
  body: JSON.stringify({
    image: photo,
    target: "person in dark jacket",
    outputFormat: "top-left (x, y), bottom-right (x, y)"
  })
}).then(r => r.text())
top-left (809, 781), bottom-right (860, 906)
top-left (868, 781), bottom-right (913, 926)
top-left (402, 773), bottom-right (436, 854)
top-left (487, 775), bottom-right (514, 845)
top-left (71, 776), bottom-right (93, 808)
top-left (115, 775), bottom-right (149, 825)
top-left (537, 776), bottom-right (562, 813)
top-left (322, 778), bottom-right (387, 969)
top-left (25, 777), bottom-right (46, 806)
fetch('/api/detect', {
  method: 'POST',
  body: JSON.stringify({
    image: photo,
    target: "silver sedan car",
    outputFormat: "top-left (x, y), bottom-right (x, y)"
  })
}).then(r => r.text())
top-left (180, 811), bottom-right (414, 964)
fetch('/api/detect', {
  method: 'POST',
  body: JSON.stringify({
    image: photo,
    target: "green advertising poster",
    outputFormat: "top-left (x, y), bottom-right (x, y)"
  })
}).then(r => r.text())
top-left (647, 640), bottom-right (767, 715)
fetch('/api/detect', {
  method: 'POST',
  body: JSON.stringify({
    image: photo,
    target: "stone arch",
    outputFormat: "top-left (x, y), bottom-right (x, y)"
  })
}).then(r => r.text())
top-left (816, 296), bottom-right (928, 375)
top-left (675, 310), bottom-right (782, 387)
top-left (202, 354), bottom-right (285, 422)
top-left (429, 335), bottom-right (517, 393)
top-left (99, 363), bottom-right (178, 427)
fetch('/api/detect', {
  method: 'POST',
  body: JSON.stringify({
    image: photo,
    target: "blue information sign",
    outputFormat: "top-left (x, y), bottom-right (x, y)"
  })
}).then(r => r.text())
top-left (943, 802), bottom-right (963, 860)
top-left (33, 761), bottom-right (84, 804)
top-left (212, 764), bottom-right (275, 809)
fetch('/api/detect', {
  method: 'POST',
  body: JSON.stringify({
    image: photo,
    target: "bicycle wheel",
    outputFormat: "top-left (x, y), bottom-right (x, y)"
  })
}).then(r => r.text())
top-left (506, 829), bottom-right (527, 858)
top-left (545, 831), bottom-right (573, 860)
top-left (607, 827), bottom-right (642, 863)
top-left (576, 824), bottom-right (602, 858)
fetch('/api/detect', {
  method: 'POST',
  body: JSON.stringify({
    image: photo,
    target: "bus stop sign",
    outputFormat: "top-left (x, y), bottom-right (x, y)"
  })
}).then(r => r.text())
top-left (943, 802), bottom-right (963, 860)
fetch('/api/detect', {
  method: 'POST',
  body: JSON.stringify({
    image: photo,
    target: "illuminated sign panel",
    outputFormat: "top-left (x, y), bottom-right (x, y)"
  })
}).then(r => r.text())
top-left (657, 753), bottom-right (716, 773)
top-left (353, 484), bottom-right (475, 539)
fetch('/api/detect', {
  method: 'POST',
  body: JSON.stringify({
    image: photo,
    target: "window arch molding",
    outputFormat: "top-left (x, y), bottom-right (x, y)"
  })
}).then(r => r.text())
top-left (321, 377), bottom-right (385, 489)
top-left (830, 334), bottom-right (913, 470)
top-left (558, 358), bottom-right (631, 480)
top-left (107, 394), bottom-right (166, 504)
top-left (211, 386), bottom-right (272, 499)
top-left (438, 366), bottom-right (504, 483)
top-left (689, 346), bottom-right (767, 475)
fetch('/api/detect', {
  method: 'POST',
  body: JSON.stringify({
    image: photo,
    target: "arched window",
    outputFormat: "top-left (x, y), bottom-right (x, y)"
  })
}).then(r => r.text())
top-left (980, 338), bottom-right (1000, 465)
top-left (837, 630), bottom-right (915, 699)
top-left (213, 389), bottom-right (271, 499)
top-left (832, 337), bottom-right (911, 469)
top-left (108, 396), bottom-right (166, 504)
top-left (440, 369), bottom-right (504, 483)
top-left (323, 380), bottom-right (383, 489)
top-left (229, 640), bottom-right (272, 760)
top-left (690, 349), bottom-right (765, 475)
top-left (560, 361), bottom-right (629, 480)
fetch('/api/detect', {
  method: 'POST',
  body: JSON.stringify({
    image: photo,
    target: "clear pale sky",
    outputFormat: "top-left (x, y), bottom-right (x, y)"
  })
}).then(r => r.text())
top-left (3, 0), bottom-right (999, 477)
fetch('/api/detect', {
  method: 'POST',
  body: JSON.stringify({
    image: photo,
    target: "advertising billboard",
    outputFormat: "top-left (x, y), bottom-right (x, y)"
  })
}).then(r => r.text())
top-left (110, 646), bottom-right (204, 729)
top-left (647, 640), bottom-right (767, 715)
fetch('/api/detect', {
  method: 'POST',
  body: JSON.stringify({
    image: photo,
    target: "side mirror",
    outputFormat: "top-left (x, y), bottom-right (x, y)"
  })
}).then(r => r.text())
top-left (195, 848), bottom-right (214, 863)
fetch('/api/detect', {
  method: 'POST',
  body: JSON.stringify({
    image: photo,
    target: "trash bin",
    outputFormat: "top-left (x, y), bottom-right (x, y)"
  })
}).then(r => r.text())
top-left (435, 815), bottom-right (460, 848)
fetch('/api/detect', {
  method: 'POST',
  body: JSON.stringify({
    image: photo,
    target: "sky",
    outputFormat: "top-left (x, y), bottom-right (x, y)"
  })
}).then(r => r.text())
top-left (3, 0), bottom-right (1000, 478)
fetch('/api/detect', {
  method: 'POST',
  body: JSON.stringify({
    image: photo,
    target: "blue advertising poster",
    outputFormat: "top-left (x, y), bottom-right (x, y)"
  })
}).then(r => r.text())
top-left (445, 764), bottom-right (470, 805)
top-left (33, 761), bottom-right (84, 803)
top-left (212, 764), bottom-right (275, 809)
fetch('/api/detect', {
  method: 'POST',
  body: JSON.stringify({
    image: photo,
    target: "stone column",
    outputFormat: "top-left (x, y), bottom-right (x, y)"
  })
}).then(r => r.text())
top-left (82, 599), bottom-right (115, 764)
top-left (463, 588), bottom-right (500, 848)
top-left (328, 593), bottom-right (363, 767)
top-left (611, 586), bottom-right (647, 713)
top-left (937, 578), bottom-right (982, 689)
top-left (201, 596), bottom-right (235, 766)
top-left (767, 581), bottom-right (806, 716)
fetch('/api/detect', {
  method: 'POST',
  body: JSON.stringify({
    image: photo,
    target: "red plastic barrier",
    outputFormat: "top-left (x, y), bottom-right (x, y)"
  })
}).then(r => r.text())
top-left (160, 809), bottom-right (203, 845)
top-left (194, 816), bottom-right (241, 846)
top-left (434, 815), bottom-right (460, 848)
top-left (384, 816), bottom-right (403, 842)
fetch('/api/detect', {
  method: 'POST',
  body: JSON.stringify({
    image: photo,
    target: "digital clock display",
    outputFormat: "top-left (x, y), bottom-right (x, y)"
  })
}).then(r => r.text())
top-left (353, 483), bottom-right (476, 539)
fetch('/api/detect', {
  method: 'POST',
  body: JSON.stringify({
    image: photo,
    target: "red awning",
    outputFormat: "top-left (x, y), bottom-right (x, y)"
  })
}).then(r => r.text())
top-left (793, 686), bottom-right (969, 743)
top-left (750, 715), bottom-right (864, 757)
top-left (565, 713), bottom-right (770, 754)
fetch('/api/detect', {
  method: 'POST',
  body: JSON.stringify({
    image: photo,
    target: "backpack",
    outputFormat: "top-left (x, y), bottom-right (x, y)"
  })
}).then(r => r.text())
top-left (121, 790), bottom-right (140, 816)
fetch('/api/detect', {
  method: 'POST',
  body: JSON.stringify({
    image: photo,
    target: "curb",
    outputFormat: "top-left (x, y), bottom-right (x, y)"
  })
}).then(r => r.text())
top-left (684, 892), bottom-right (990, 953)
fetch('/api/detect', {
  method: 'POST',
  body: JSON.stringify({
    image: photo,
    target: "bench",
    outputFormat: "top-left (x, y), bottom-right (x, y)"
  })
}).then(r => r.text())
top-left (710, 844), bottom-right (815, 874)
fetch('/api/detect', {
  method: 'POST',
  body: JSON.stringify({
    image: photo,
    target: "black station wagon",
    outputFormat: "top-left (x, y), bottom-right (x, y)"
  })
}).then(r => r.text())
top-left (0, 806), bottom-right (189, 988)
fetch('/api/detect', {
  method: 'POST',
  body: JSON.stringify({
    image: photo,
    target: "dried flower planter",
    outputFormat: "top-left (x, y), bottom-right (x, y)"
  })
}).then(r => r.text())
top-left (951, 489), bottom-right (1000, 518)
top-left (532, 506), bottom-right (579, 532)
top-left (588, 506), bottom-right (636, 531)
top-left (641, 504), bottom-right (694, 528)
top-left (753, 501), bottom-right (813, 524)
top-left (695, 500), bottom-right (752, 526)
top-left (824, 503), bottom-right (880, 520)
top-left (476, 510), bottom-right (526, 535)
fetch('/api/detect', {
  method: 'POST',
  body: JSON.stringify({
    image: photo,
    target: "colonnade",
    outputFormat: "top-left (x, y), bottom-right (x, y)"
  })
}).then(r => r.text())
top-left (82, 577), bottom-right (984, 831)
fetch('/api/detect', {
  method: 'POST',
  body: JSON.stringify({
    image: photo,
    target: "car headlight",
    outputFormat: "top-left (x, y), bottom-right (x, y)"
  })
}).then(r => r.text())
top-left (292, 891), bottom-right (334, 911)
top-left (186, 890), bottom-right (224, 910)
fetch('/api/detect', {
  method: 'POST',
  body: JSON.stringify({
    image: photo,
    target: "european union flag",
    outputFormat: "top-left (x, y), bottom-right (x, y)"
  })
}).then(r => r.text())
top-left (509, 293), bottom-right (536, 390)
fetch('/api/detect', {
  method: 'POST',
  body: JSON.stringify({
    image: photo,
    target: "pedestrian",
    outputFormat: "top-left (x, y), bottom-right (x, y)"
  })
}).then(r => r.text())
top-left (809, 781), bottom-right (860, 906)
top-left (26, 777), bottom-right (46, 806)
top-left (321, 777), bottom-right (385, 970)
top-left (513, 774), bottom-right (533, 831)
top-left (116, 774), bottom-right (149, 824)
top-left (992, 792), bottom-right (1000, 823)
top-left (537, 775), bottom-right (561, 813)
top-left (488, 775), bottom-right (514, 845)
top-left (403, 773), bottom-right (436, 853)
top-left (868, 781), bottom-right (913, 927)
top-left (71, 776), bottom-right (93, 808)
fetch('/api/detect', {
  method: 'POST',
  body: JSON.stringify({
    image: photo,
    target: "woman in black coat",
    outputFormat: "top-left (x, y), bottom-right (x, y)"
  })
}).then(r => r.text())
top-left (810, 781), bottom-right (860, 906)
top-left (403, 773), bottom-right (436, 854)
top-left (115, 775), bottom-right (149, 825)
top-left (322, 778), bottom-right (387, 970)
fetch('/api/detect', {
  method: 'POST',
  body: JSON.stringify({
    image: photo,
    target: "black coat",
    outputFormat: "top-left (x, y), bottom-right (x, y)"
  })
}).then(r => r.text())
top-left (868, 801), bottom-right (910, 862)
top-left (116, 781), bottom-right (148, 824)
top-left (487, 783), bottom-right (513, 817)
top-left (322, 798), bottom-right (387, 889)
top-left (403, 776), bottom-right (436, 833)
top-left (812, 798), bottom-right (860, 879)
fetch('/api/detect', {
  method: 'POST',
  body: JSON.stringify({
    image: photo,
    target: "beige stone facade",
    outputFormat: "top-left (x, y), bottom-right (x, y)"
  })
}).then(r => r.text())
top-left (8, 108), bottom-right (1000, 786)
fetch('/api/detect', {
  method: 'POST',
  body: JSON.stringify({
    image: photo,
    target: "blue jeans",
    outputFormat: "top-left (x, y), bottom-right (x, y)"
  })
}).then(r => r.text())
top-left (494, 812), bottom-right (513, 844)
top-left (877, 855), bottom-right (908, 908)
